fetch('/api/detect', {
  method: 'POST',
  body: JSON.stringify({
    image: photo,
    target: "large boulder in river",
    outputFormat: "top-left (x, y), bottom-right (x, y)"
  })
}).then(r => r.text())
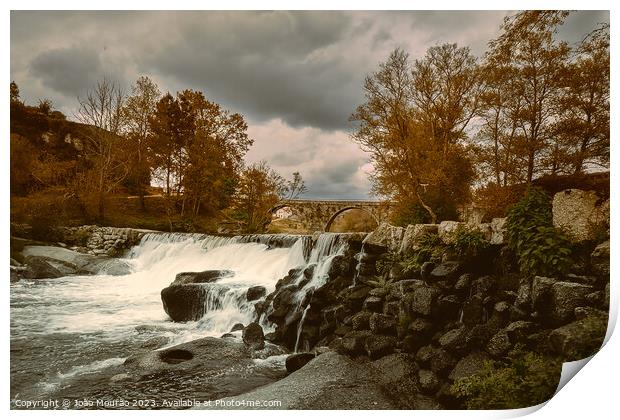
top-left (161, 284), bottom-right (207, 321)
top-left (200, 351), bottom-right (400, 409)
top-left (21, 245), bottom-right (132, 276)
top-left (124, 336), bottom-right (250, 374)
top-left (161, 270), bottom-right (236, 322)
top-left (122, 336), bottom-right (287, 398)
top-left (173, 270), bottom-right (234, 285)
top-left (21, 255), bottom-right (64, 279)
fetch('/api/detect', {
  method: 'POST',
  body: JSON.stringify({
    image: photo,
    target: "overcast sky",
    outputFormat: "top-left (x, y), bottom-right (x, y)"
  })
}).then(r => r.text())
top-left (10, 10), bottom-right (609, 199)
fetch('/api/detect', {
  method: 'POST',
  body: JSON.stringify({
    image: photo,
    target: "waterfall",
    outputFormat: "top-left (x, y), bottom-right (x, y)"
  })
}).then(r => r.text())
top-left (295, 233), bottom-right (347, 294)
top-left (129, 231), bottom-right (348, 341)
top-left (294, 305), bottom-right (311, 353)
top-left (352, 242), bottom-right (367, 287)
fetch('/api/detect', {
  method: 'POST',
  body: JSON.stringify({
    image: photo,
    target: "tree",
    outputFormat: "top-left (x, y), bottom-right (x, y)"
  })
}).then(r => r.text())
top-left (10, 81), bottom-right (20, 103)
top-left (410, 43), bottom-right (482, 157)
top-left (555, 23), bottom-right (609, 173)
top-left (233, 162), bottom-right (307, 233)
top-left (285, 172), bottom-right (307, 199)
top-left (10, 134), bottom-right (36, 195)
top-left (177, 89), bottom-right (252, 217)
top-left (123, 76), bottom-right (161, 210)
top-left (475, 58), bottom-right (522, 187)
top-left (37, 98), bottom-right (53, 115)
top-left (486, 11), bottom-right (571, 182)
top-left (351, 47), bottom-right (476, 224)
top-left (74, 78), bottom-right (129, 221)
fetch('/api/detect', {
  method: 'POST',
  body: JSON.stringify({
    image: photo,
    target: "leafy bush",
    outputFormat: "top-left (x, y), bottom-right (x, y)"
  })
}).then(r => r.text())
top-left (452, 225), bottom-right (490, 258)
top-left (400, 233), bottom-right (445, 274)
top-left (506, 187), bottom-right (573, 277)
top-left (452, 349), bottom-right (562, 409)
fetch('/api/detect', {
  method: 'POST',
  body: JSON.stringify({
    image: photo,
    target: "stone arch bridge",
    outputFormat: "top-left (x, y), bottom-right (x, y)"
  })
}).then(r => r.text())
top-left (269, 199), bottom-right (395, 232)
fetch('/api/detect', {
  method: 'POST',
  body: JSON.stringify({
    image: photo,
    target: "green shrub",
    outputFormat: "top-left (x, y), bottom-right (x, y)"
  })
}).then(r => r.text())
top-left (400, 233), bottom-right (445, 274)
top-left (452, 225), bottom-right (490, 258)
top-left (452, 349), bottom-right (562, 409)
top-left (506, 187), bottom-right (573, 277)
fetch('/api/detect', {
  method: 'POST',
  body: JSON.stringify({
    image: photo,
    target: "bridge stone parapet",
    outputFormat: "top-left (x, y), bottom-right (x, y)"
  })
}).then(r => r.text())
top-left (269, 199), bottom-right (395, 232)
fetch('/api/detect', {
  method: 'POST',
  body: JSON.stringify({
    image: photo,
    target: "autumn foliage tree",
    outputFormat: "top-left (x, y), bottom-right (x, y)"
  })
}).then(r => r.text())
top-left (473, 11), bottom-right (609, 217)
top-left (354, 11), bottom-right (608, 224)
top-left (123, 76), bottom-right (161, 209)
top-left (351, 47), bottom-right (477, 224)
top-left (232, 162), bottom-right (306, 233)
top-left (556, 23), bottom-right (610, 173)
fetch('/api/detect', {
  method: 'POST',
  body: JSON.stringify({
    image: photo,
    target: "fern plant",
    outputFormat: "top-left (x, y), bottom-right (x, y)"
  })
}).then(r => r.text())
top-left (400, 232), bottom-right (445, 275)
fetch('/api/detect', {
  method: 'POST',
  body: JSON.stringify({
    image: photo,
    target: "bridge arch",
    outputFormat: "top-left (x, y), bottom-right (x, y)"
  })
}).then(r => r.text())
top-left (264, 199), bottom-right (394, 232)
top-left (324, 206), bottom-right (379, 232)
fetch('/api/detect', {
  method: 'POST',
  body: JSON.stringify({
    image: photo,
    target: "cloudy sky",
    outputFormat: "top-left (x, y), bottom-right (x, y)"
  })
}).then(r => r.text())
top-left (10, 10), bottom-right (609, 199)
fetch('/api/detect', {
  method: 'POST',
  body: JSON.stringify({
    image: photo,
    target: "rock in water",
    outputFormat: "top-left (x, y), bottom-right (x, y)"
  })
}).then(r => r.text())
top-left (161, 284), bottom-right (207, 321)
top-left (285, 353), bottom-right (315, 373)
top-left (246, 286), bottom-right (267, 301)
top-left (173, 270), bottom-right (234, 285)
top-left (243, 322), bottom-right (265, 350)
top-left (22, 256), bottom-right (64, 279)
top-left (230, 323), bottom-right (245, 332)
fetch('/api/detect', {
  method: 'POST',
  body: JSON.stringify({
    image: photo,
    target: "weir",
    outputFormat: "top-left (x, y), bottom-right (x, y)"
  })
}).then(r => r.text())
top-left (128, 231), bottom-right (355, 339)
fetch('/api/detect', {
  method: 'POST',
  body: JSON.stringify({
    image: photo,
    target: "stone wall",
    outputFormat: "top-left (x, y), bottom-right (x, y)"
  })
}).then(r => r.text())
top-left (364, 218), bottom-right (508, 255)
top-left (60, 226), bottom-right (152, 256)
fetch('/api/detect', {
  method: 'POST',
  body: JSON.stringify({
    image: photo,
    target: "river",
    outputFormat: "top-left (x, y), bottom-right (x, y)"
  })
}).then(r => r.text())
top-left (10, 232), bottom-right (348, 408)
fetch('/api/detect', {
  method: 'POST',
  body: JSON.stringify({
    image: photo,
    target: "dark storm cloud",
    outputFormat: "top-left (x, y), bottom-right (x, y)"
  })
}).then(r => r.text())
top-left (30, 46), bottom-right (105, 99)
top-left (136, 11), bottom-right (358, 130)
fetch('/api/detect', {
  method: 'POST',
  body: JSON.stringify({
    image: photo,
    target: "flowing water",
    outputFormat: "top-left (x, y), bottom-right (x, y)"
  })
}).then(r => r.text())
top-left (10, 232), bottom-right (348, 409)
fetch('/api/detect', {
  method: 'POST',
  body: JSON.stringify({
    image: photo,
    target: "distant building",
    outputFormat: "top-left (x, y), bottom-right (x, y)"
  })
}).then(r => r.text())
top-left (274, 207), bottom-right (294, 220)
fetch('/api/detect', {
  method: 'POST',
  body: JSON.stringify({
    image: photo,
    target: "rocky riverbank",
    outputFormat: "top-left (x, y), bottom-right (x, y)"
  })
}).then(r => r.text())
top-left (154, 188), bottom-right (609, 409)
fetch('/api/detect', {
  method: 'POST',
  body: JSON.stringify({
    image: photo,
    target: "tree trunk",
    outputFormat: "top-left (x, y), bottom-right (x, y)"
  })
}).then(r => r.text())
top-left (526, 150), bottom-right (535, 183)
top-left (416, 190), bottom-right (437, 224)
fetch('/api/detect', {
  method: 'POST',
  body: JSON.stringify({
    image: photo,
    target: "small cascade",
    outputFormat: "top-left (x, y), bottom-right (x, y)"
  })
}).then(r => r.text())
top-left (294, 305), bottom-right (311, 353)
top-left (295, 233), bottom-right (347, 294)
top-left (256, 232), bottom-right (351, 340)
top-left (351, 242), bottom-right (367, 287)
